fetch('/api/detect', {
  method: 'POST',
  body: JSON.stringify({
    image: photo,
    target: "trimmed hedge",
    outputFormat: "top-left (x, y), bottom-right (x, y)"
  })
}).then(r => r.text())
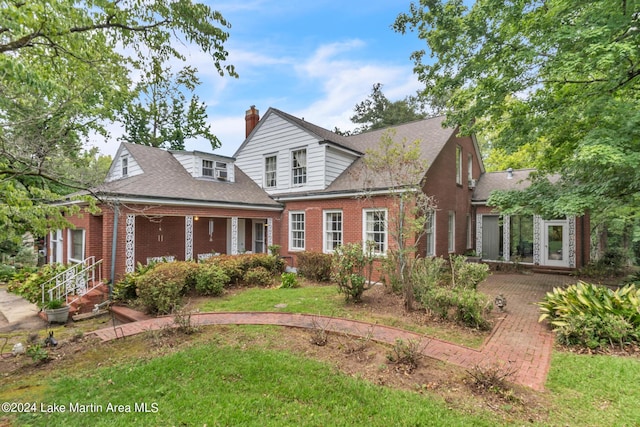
top-left (296, 251), bottom-right (332, 282)
top-left (136, 261), bottom-right (197, 314)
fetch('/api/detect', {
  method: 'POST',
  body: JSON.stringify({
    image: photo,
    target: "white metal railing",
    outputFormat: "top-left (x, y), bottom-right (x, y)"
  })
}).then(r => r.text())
top-left (42, 256), bottom-right (103, 306)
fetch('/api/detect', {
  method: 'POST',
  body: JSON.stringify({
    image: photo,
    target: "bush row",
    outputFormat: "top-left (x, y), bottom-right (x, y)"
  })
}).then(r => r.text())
top-left (113, 254), bottom-right (286, 314)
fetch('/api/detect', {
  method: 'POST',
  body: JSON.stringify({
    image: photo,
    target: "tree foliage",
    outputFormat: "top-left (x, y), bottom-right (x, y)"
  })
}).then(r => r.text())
top-left (361, 130), bottom-right (437, 310)
top-left (119, 59), bottom-right (220, 151)
top-left (350, 83), bottom-right (428, 133)
top-left (394, 0), bottom-right (640, 217)
top-left (0, 0), bottom-right (236, 240)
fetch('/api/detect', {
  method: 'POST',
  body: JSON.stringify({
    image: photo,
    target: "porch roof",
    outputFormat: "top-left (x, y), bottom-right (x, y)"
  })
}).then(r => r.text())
top-left (473, 169), bottom-right (539, 203)
top-left (94, 144), bottom-right (281, 209)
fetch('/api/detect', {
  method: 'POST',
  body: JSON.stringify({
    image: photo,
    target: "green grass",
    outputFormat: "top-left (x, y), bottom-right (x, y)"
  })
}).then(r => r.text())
top-left (196, 284), bottom-right (486, 348)
top-left (18, 343), bottom-right (500, 427)
top-left (546, 351), bottom-right (640, 426)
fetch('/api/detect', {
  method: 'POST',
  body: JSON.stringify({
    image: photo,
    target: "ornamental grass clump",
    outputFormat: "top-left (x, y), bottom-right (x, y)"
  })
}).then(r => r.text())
top-left (538, 281), bottom-right (640, 349)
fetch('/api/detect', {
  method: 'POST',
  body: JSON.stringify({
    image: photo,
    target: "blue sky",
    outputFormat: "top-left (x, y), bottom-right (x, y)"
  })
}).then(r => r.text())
top-left (90, 1), bottom-right (428, 158)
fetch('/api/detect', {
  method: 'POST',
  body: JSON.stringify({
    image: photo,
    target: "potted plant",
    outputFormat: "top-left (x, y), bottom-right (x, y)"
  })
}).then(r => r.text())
top-left (43, 298), bottom-right (69, 323)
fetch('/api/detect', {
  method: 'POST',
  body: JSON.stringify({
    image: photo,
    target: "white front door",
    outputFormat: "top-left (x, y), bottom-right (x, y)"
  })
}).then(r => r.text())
top-left (542, 220), bottom-right (569, 267)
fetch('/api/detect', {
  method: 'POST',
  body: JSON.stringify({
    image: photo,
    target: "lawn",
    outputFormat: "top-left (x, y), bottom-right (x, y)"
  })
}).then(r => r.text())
top-left (195, 282), bottom-right (487, 348)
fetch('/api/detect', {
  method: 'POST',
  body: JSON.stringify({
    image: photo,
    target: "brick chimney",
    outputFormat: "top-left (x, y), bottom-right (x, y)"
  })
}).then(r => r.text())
top-left (245, 105), bottom-right (260, 138)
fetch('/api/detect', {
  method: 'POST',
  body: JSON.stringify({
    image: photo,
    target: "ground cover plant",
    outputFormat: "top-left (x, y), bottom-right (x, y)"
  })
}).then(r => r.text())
top-left (538, 281), bottom-right (640, 349)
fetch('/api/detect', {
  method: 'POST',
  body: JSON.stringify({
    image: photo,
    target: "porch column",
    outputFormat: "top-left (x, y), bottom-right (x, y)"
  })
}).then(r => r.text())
top-left (185, 215), bottom-right (194, 261)
top-left (267, 217), bottom-right (273, 248)
top-left (125, 214), bottom-right (135, 273)
top-left (533, 215), bottom-right (541, 265)
top-left (231, 217), bottom-right (239, 255)
top-left (502, 215), bottom-right (511, 262)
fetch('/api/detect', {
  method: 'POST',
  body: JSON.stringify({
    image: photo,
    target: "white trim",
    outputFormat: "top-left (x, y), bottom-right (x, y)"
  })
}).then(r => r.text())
top-left (448, 211), bottom-right (456, 253)
top-left (252, 219), bottom-right (267, 253)
top-left (323, 210), bottom-right (343, 254)
top-left (362, 208), bottom-right (388, 256)
top-left (273, 187), bottom-right (419, 202)
top-left (264, 154), bottom-right (277, 188)
top-left (542, 219), bottom-right (570, 267)
top-left (290, 148), bottom-right (307, 187)
top-left (67, 228), bottom-right (85, 264)
top-left (289, 211), bottom-right (305, 251)
top-left (425, 211), bottom-right (436, 256)
top-left (80, 197), bottom-right (283, 211)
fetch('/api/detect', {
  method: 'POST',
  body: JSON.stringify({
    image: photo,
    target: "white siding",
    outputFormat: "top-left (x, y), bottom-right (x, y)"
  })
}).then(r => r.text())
top-left (236, 114), bottom-right (355, 194)
top-left (171, 152), bottom-right (235, 182)
top-left (235, 113), bottom-right (327, 194)
top-left (105, 147), bottom-right (142, 182)
top-left (325, 146), bottom-right (357, 186)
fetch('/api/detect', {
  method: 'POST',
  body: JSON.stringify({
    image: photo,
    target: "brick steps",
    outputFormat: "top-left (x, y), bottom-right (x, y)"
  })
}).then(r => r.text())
top-left (68, 283), bottom-right (110, 316)
top-left (110, 305), bottom-right (152, 323)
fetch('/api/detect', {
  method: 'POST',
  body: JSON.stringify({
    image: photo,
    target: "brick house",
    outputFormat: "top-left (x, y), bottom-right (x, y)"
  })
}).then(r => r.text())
top-left (48, 106), bottom-right (589, 283)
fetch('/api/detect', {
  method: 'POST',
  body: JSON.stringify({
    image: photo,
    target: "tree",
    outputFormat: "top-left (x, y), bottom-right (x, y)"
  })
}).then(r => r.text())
top-left (0, 0), bottom-right (236, 240)
top-left (394, 0), bottom-right (640, 218)
top-left (360, 130), bottom-right (437, 310)
top-left (119, 59), bottom-right (220, 151)
top-left (350, 83), bottom-right (428, 133)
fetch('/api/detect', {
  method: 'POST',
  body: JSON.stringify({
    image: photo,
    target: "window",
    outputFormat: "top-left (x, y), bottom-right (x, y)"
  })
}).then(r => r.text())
top-left (291, 149), bottom-right (307, 185)
top-left (202, 159), bottom-right (214, 177)
top-left (265, 156), bottom-right (277, 188)
top-left (69, 229), bottom-right (84, 262)
top-left (121, 156), bottom-right (128, 177)
top-left (363, 209), bottom-right (387, 255)
top-left (467, 153), bottom-right (473, 182)
top-left (425, 211), bottom-right (435, 256)
top-left (455, 145), bottom-right (462, 185)
top-left (510, 215), bottom-right (534, 263)
top-left (323, 211), bottom-right (343, 253)
top-left (289, 212), bottom-right (305, 250)
top-left (448, 212), bottom-right (456, 253)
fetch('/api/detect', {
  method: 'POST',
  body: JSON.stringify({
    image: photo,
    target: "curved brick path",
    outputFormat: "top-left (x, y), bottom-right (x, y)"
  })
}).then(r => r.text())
top-left (88, 273), bottom-right (575, 391)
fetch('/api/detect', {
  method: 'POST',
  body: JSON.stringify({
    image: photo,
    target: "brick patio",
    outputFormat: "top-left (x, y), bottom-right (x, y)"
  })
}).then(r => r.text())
top-left (89, 272), bottom-right (576, 391)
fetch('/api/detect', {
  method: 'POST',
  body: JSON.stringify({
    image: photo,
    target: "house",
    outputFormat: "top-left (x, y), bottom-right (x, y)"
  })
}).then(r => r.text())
top-left (47, 106), bottom-right (589, 285)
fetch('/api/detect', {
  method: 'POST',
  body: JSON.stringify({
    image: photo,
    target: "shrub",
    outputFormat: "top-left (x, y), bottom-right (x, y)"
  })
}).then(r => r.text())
top-left (112, 262), bottom-right (157, 302)
top-left (136, 261), bottom-right (197, 314)
top-left (539, 281), bottom-right (640, 348)
top-left (450, 255), bottom-right (490, 290)
top-left (332, 243), bottom-right (373, 302)
top-left (411, 257), bottom-right (448, 301)
top-left (420, 286), bottom-right (493, 330)
top-left (195, 264), bottom-right (229, 296)
top-left (279, 272), bottom-right (299, 289)
top-left (203, 254), bottom-right (284, 283)
top-left (0, 264), bottom-right (16, 283)
top-left (7, 264), bottom-right (67, 305)
top-left (243, 266), bottom-right (273, 287)
top-left (386, 339), bottom-right (425, 372)
top-left (297, 251), bottom-right (333, 282)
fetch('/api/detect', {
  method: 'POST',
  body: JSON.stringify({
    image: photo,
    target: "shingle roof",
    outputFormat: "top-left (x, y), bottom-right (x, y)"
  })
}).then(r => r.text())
top-left (94, 143), bottom-right (281, 208)
top-left (321, 115), bottom-right (455, 194)
top-left (472, 169), bottom-right (537, 202)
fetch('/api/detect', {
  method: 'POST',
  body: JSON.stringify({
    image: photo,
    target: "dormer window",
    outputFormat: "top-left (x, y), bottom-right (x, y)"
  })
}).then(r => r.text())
top-left (202, 159), bottom-right (214, 177)
top-left (214, 162), bottom-right (228, 180)
top-left (121, 156), bottom-right (128, 177)
top-left (292, 149), bottom-right (307, 185)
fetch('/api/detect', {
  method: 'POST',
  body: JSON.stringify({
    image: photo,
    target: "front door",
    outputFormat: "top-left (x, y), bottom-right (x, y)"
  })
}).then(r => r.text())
top-left (253, 220), bottom-right (266, 253)
top-left (542, 220), bottom-right (569, 267)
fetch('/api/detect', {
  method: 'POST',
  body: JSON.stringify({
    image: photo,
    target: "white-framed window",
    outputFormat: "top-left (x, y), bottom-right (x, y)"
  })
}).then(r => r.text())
top-left (68, 229), bottom-right (85, 262)
top-left (202, 159), bottom-right (214, 177)
top-left (121, 156), bottom-right (128, 177)
top-left (323, 210), bottom-right (343, 253)
top-left (425, 210), bottom-right (436, 256)
top-left (467, 153), bottom-right (473, 182)
top-left (363, 209), bottom-right (388, 255)
top-left (289, 212), bottom-right (305, 251)
top-left (50, 229), bottom-right (63, 264)
top-left (291, 149), bottom-right (307, 185)
top-left (456, 145), bottom-right (462, 185)
top-left (265, 155), bottom-right (277, 188)
top-left (448, 211), bottom-right (456, 253)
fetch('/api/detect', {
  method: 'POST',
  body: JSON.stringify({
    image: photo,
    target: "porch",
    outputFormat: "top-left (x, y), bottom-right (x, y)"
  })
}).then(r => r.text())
top-left (125, 214), bottom-right (274, 273)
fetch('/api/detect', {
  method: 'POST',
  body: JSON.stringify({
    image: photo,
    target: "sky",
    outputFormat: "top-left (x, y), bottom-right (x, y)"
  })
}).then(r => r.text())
top-left (88, 1), bottom-right (429, 159)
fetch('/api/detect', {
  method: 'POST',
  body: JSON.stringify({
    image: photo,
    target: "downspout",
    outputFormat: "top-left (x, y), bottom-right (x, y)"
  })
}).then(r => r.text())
top-left (110, 202), bottom-right (119, 299)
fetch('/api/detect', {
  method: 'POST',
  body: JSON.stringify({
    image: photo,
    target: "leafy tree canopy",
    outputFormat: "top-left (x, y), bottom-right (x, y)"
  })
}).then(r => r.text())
top-left (350, 83), bottom-right (428, 133)
top-left (0, 0), bottom-right (236, 240)
top-left (394, 0), bottom-right (640, 217)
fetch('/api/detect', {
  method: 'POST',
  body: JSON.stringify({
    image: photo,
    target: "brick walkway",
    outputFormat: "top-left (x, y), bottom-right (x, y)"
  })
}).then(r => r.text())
top-left (88, 273), bottom-right (575, 391)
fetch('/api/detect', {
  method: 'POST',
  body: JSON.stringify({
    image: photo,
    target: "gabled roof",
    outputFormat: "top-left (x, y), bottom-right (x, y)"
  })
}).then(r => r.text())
top-left (234, 108), bottom-right (363, 157)
top-left (95, 143), bottom-right (280, 208)
top-left (319, 115), bottom-right (457, 195)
